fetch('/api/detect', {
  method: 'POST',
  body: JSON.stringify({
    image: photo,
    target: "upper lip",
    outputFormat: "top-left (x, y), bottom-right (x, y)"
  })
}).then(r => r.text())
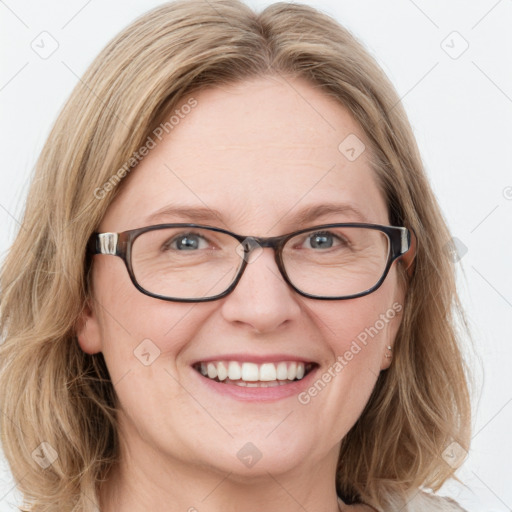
top-left (191, 353), bottom-right (318, 365)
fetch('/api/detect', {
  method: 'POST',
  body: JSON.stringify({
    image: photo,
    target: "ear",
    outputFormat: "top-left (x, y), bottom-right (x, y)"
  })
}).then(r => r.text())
top-left (380, 343), bottom-right (393, 371)
top-left (76, 298), bottom-right (102, 354)
top-left (379, 300), bottom-right (404, 372)
top-left (401, 227), bottom-right (417, 278)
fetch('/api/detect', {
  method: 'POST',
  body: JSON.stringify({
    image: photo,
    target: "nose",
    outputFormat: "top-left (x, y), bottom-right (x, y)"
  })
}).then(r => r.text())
top-left (219, 246), bottom-right (302, 333)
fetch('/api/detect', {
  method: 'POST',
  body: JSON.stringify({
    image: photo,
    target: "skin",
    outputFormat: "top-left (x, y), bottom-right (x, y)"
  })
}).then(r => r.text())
top-left (78, 74), bottom-right (405, 512)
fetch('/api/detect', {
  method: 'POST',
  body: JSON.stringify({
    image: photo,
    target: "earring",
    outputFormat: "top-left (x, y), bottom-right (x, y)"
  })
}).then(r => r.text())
top-left (385, 345), bottom-right (392, 359)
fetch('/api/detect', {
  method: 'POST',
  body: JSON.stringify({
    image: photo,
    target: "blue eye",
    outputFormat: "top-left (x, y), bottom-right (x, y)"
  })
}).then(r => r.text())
top-left (304, 231), bottom-right (346, 250)
top-left (165, 232), bottom-right (209, 251)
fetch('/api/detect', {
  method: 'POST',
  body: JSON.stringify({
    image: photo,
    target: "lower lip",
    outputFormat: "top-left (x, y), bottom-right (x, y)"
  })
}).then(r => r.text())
top-left (191, 365), bottom-right (319, 402)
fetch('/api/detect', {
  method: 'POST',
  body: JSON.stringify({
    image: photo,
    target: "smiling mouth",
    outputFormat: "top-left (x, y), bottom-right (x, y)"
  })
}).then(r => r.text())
top-left (192, 361), bottom-right (318, 387)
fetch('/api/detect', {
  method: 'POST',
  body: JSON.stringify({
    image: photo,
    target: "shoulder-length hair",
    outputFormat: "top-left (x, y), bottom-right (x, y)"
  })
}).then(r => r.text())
top-left (0, 1), bottom-right (472, 510)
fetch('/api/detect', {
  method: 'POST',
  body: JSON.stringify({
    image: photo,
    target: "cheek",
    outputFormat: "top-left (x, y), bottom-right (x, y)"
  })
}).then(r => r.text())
top-left (91, 265), bottom-right (208, 430)
top-left (91, 257), bottom-right (209, 381)
top-left (296, 282), bottom-right (402, 440)
top-left (308, 272), bottom-right (403, 376)
top-left (319, 301), bottom-right (398, 358)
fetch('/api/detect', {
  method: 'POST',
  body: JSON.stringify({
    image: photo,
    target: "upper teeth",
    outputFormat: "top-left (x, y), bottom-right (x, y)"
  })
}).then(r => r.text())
top-left (195, 361), bottom-right (312, 382)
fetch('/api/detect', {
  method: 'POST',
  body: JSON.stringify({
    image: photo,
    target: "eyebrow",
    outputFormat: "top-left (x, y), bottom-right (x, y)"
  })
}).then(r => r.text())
top-left (145, 202), bottom-right (370, 227)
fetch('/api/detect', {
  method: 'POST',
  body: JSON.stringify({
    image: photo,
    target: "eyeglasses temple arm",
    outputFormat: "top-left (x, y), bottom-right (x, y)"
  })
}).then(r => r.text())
top-left (88, 233), bottom-right (119, 255)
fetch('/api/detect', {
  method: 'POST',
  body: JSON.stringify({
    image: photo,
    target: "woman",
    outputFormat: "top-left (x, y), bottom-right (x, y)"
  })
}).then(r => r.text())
top-left (0, 1), bottom-right (472, 511)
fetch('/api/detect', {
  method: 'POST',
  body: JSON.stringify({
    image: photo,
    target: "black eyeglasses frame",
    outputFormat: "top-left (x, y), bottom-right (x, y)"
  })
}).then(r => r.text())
top-left (87, 222), bottom-right (414, 302)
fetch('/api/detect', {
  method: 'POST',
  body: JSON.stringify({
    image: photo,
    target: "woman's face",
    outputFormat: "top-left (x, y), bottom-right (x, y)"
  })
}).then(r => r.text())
top-left (79, 75), bottom-right (405, 485)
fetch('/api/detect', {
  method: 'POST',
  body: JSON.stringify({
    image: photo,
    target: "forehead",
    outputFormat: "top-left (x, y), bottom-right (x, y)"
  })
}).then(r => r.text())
top-left (101, 76), bottom-right (388, 233)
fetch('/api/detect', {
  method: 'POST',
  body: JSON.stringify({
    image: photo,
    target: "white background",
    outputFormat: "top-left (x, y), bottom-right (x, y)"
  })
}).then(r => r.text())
top-left (1, 0), bottom-right (511, 510)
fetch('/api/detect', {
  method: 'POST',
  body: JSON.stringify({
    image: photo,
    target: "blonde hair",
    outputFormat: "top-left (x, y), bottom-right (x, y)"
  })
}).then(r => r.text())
top-left (0, 1), bottom-right (472, 510)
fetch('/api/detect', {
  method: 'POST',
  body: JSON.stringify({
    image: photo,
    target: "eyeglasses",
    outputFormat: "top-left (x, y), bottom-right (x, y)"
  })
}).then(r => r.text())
top-left (87, 222), bottom-right (415, 302)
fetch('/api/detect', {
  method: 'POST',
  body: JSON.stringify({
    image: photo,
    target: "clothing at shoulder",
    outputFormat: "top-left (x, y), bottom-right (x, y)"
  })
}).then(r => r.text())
top-left (342, 490), bottom-right (467, 512)
top-left (400, 490), bottom-right (468, 512)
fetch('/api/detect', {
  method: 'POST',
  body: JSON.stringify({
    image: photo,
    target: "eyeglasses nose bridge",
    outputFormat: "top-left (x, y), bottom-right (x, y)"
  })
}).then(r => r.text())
top-left (239, 233), bottom-right (286, 256)
top-left (236, 234), bottom-right (288, 278)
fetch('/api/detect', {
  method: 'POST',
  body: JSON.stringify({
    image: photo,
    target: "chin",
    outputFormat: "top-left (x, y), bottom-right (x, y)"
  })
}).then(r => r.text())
top-left (195, 436), bottom-right (312, 477)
